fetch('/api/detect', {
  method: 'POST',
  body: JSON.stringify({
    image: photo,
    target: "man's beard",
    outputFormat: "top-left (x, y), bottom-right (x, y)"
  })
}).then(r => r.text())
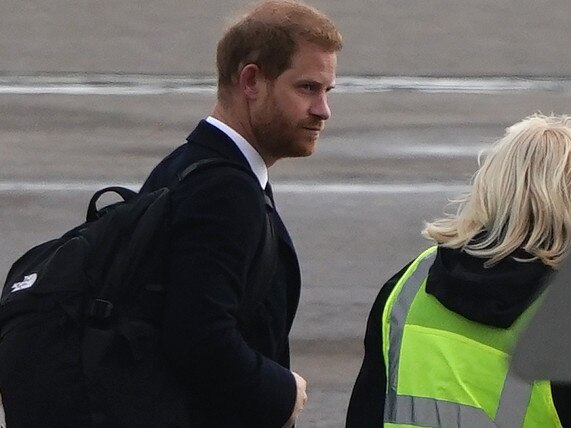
top-left (252, 100), bottom-right (321, 160)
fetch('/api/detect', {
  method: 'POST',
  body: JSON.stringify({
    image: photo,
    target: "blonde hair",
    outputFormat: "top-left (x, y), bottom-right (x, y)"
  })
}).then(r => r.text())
top-left (423, 114), bottom-right (571, 268)
top-left (216, 0), bottom-right (342, 99)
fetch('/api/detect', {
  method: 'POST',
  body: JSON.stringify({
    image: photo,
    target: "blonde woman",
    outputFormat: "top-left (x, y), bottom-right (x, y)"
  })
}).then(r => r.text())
top-left (347, 114), bottom-right (571, 427)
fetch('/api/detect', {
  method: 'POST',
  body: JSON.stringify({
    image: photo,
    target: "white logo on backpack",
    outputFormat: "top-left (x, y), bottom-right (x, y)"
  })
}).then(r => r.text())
top-left (11, 273), bottom-right (38, 292)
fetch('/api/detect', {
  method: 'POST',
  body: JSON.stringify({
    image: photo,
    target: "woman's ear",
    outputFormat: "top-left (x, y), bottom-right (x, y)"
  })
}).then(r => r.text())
top-left (239, 64), bottom-right (265, 100)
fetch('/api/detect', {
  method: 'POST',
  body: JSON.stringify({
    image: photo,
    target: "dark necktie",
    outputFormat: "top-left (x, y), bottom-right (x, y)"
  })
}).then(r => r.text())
top-left (264, 182), bottom-right (275, 206)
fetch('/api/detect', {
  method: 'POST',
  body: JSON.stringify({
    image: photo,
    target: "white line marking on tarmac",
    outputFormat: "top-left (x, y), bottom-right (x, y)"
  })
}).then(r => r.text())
top-left (0, 181), bottom-right (469, 194)
top-left (277, 183), bottom-right (469, 193)
top-left (0, 73), bottom-right (570, 95)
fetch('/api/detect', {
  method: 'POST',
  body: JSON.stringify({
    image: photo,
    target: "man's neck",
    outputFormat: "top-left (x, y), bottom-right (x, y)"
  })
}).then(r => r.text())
top-left (211, 102), bottom-right (275, 167)
top-left (205, 113), bottom-right (269, 188)
top-left (211, 104), bottom-right (248, 142)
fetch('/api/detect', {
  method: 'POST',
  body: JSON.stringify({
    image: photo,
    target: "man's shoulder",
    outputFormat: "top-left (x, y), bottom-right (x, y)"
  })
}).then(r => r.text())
top-left (141, 143), bottom-right (220, 193)
top-left (174, 161), bottom-right (263, 200)
top-left (168, 163), bottom-right (267, 231)
top-left (140, 143), bottom-right (191, 192)
top-left (141, 121), bottom-right (249, 193)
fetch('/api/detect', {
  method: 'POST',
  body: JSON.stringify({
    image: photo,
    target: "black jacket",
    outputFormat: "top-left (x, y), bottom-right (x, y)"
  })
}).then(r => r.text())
top-left (140, 120), bottom-right (301, 427)
top-left (346, 246), bottom-right (571, 427)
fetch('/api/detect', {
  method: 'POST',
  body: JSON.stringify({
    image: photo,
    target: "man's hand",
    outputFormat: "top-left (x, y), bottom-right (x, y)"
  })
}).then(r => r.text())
top-left (282, 372), bottom-right (307, 428)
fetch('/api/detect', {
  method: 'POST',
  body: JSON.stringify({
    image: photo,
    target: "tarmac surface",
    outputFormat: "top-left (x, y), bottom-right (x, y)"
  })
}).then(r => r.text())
top-left (1, 0), bottom-right (571, 426)
top-left (3, 90), bottom-right (571, 427)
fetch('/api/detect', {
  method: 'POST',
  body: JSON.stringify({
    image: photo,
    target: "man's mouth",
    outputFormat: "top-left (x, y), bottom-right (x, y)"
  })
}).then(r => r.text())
top-left (302, 124), bottom-right (324, 132)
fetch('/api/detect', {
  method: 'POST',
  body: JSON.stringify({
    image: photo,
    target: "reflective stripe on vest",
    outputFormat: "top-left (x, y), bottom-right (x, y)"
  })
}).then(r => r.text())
top-left (383, 248), bottom-right (543, 428)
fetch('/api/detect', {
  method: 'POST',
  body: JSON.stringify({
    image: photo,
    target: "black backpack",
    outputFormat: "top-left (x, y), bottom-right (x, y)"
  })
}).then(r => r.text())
top-left (0, 158), bottom-right (277, 428)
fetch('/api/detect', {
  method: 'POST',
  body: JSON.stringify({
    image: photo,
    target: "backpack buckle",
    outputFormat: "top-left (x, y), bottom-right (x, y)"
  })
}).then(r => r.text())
top-left (87, 299), bottom-right (114, 320)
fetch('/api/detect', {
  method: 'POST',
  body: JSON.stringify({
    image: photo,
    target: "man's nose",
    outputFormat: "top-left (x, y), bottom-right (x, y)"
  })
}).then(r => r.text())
top-left (310, 94), bottom-right (331, 121)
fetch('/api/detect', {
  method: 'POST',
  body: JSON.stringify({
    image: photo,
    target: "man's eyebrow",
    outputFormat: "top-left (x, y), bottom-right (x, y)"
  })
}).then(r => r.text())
top-left (297, 79), bottom-right (319, 85)
top-left (296, 80), bottom-right (336, 91)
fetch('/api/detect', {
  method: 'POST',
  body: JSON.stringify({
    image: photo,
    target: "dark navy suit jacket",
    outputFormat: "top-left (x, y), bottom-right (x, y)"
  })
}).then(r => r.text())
top-left (140, 120), bottom-right (301, 427)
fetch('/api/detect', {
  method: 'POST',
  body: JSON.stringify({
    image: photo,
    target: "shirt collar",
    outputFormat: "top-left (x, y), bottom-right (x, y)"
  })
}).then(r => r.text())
top-left (205, 116), bottom-right (268, 188)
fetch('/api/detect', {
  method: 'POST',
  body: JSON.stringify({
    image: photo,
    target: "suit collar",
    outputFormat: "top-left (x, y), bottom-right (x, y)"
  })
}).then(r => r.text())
top-left (186, 119), bottom-right (250, 166)
top-left (187, 120), bottom-right (269, 188)
top-left (205, 116), bottom-right (268, 188)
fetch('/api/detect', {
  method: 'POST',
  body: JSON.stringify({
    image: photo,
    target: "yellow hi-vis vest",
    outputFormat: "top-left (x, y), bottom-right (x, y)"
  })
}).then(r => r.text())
top-left (382, 247), bottom-right (562, 428)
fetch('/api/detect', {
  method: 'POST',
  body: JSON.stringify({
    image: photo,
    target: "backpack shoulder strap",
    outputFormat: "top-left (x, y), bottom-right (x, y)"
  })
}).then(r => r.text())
top-left (177, 158), bottom-right (278, 322)
top-left (237, 194), bottom-right (278, 323)
top-left (177, 158), bottom-right (255, 183)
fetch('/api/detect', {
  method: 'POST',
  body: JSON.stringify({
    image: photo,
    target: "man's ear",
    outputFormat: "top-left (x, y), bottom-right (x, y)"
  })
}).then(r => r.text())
top-left (239, 64), bottom-right (264, 100)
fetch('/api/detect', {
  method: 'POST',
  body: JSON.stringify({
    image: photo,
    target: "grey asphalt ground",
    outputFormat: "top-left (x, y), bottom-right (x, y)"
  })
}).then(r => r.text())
top-left (1, 0), bottom-right (571, 426)
top-left (3, 91), bottom-right (571, 427)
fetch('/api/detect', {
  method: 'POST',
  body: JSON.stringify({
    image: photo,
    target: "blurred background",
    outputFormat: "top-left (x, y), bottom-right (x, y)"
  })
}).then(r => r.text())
top-left (1, 0), bottom-right (571, 425)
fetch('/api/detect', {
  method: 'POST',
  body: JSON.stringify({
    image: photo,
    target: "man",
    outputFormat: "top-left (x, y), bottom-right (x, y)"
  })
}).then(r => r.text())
top-left (141, 1), bottom-right (342, 426)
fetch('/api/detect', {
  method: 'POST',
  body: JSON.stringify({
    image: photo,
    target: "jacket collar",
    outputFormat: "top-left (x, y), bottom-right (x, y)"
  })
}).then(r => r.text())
top-left (186, 119), bottom-right (250, 166)
top-left (426, 246), bottom-right (552, 328)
